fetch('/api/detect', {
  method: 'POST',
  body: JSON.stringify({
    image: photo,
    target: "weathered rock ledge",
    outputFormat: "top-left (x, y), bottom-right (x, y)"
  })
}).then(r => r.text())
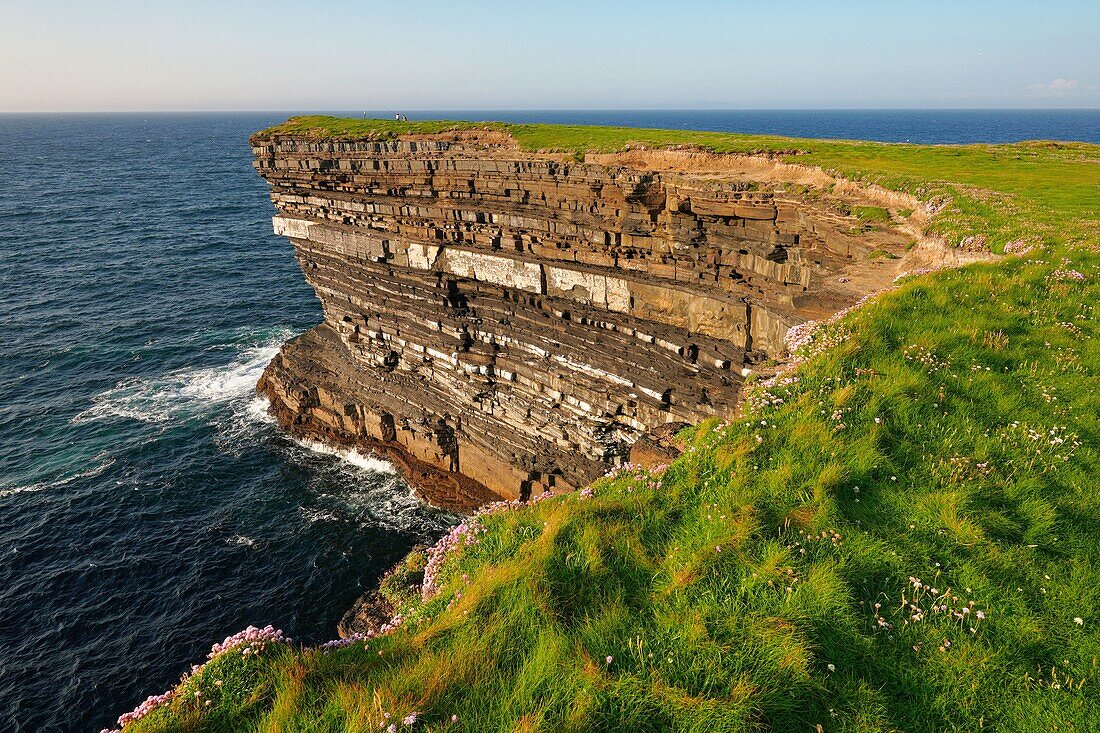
top-left (252, 130), bottom-right (931, 510)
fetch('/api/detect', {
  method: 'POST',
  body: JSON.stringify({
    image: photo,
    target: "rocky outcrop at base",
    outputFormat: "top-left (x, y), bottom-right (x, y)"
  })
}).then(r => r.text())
top-left (337, 589), bottom-right (396, 639)
top-left (629, 421), bottom-right (690, 468)
top-left (259, 324), bottom-right (503, 512)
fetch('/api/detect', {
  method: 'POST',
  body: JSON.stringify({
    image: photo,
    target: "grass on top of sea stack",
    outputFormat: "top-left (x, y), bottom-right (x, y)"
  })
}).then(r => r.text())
top-left (257, 115), bottom-right (1100, 254)
top-left (118, 120), bottom-right (1100, 733)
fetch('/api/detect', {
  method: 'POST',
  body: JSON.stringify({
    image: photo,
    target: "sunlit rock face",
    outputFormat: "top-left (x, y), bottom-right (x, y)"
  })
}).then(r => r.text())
top-left (251, 133), bottom-right (912, 510)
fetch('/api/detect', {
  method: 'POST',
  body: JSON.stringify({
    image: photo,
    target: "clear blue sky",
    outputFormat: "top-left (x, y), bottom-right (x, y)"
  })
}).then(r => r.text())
top-left (1, 0), bottom-right (1096, 112)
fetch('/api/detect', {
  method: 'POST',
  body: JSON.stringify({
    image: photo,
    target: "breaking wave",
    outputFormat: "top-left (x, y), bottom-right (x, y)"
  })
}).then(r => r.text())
top-left (0, 458), bottom-right (116, 500)
top-left (287, 439), bottom-right (453, 533)
top-left (293, 438), bottom-right (396, 474)
top-left (74, 330), bottom-right (292, 426)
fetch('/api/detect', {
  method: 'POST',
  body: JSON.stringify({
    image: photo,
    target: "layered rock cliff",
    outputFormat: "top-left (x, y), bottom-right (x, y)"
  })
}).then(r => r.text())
top-left (251, 130), bottom-right (924, 511)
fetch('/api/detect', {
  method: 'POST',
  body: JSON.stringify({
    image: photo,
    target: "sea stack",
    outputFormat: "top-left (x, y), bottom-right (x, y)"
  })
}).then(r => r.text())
top-left (250, 129), bottom-right (919, 511)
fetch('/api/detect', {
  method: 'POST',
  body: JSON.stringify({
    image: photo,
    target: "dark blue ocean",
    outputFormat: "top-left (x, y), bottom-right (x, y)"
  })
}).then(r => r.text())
top-left (1, 110), bottom-right (1097, 733)
top-left (396, 109), bottom-right (1100, 144)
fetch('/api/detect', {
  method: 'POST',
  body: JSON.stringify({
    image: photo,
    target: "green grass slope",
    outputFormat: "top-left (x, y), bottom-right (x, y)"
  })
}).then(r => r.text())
top-left (119, 119), bottom-right (1099, 733)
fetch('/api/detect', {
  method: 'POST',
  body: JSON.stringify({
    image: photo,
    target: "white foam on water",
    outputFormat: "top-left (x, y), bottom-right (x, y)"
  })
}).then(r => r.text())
top-left (214, 394), bottom-right (279, 454)
top-left (300, 483), bottom-right (451, 533)
top-left (0, 458), bottom-right (117, 500)
top-left (245, 395), bottom-right (276, 424)
top-left (74, 332), bottom-right (292, 426)
top-left (299, 506), bottom-right (342, 524)
top-left (285, 438), bottom-right (454, 532)
top-left (293, 438), bottom-right (396, 475)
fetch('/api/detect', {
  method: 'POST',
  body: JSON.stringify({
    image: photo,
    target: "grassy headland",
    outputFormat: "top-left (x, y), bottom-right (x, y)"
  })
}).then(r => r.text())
top-left (121, 118), bottom-right (1099, 732)
top-left (257, 115), bottom-right (1099, 252)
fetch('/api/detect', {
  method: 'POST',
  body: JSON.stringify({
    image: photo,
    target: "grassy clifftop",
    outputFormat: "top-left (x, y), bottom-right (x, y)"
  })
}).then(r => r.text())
top-left (118, 120), bottom-right (1099, 733)
top-left (257, 115), bottom-right (1099, 252)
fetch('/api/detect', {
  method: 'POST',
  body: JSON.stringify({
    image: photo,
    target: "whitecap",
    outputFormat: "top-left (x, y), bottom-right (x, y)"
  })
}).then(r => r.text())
top-left (0, 483), bottom-right (51, 500)
top-left (286, 440), bottom-right (455, 532)
top-left (73, 330), bottom-right (293, 426)
top-left (214, 395), bottom-right (279, 454)
top-left (245, 395), bottom-right (276, 424)
top-left (0, 458), bottom-right (117, 500)
top-left (299, 506), bottom-right (342, 524)
top-left (293, 438), bottom-right (396, 474)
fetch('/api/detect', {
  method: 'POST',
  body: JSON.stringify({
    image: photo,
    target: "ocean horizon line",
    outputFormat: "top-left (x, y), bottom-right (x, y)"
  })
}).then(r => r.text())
top-left (3, 106), bottom-right (1100, 115)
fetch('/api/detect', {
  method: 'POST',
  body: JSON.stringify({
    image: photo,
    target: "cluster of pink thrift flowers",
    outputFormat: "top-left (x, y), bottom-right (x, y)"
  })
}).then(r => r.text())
top-left (375, 710), bottom-right (424, 731)
top-left (320, 633), bottom-right (367, 652)
top-left (422, 491), bottom-right (554, 600)
top-left (208, 624), bottom-right (288, 658)
top-left (1050, 267), bottom-right (1087, 282)
top-left (781, 321), bottom-right (818, 354)
top-left (903, 576), bottom-right (988, 634)
top-left (746, 374), bottom-right (801, 413)
top-left (1003, 239), bottom-right (1035, 256)
top-left (378, 612), bottom-right (406, 635)
top-left (783, 292), bottom-right (876, 360)
top-left (602, 462), bottom-right (644, 479)
top-left (788, 528), bottom-right (844, 554)
top-left (594, 462), bottom-right (667, 494)
top-left (903, 344), bottom-right (951, 371)
top-left (319, 612), bottom-right (409, 655)
top-left (422, 519), bottom-right (488, 600)
top-left (102, 625), bottom-right (290, 731)
top-left (106, 690), bottom-right (175, 731)
top-left (1000, 421), bottom-right (1081, 471)
top-left (1060, 321), bottom-right (1085, 338)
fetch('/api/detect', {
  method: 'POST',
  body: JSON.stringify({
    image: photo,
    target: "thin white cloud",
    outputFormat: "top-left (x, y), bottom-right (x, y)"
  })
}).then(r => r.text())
top-left (1049, 78), bottom-right (1079, 90)
top-left (1027, 78), bottom-right (1079, 96)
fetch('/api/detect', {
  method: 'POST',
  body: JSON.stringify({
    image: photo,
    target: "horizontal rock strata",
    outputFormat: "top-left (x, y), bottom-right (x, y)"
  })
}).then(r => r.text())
top-left (252, 132), bottom-right (914, 508)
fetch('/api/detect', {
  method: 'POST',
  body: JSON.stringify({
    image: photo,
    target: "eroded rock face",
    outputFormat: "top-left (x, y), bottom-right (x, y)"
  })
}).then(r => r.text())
top-left (252, 133), bottom-right (915, 509)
